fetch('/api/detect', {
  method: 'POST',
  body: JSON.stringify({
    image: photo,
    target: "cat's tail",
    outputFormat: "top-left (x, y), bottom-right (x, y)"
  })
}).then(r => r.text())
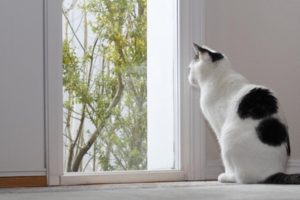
top-left (262, 173), bottom-right (300, 184)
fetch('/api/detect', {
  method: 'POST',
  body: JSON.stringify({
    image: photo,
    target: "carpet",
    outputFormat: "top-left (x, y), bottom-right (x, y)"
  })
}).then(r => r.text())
top-left (0, 181), bottom-right (300, 200)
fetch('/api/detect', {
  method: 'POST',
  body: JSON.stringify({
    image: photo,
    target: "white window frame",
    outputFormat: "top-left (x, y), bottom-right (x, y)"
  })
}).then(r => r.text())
top-left (45, 0), bottom-right (207, 186)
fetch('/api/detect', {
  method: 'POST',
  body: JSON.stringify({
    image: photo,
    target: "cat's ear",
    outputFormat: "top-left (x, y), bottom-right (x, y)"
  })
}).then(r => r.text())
top-left (193, 43), bottom-right (210, 61)
top-left (193, 42), bottom-right (201, 54)
top-left (192, 43), bottom-right (224, 62)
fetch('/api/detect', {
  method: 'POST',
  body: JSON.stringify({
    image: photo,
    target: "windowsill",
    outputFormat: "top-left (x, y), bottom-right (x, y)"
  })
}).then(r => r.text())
top-left (60, 170), bottom-right (185, 185)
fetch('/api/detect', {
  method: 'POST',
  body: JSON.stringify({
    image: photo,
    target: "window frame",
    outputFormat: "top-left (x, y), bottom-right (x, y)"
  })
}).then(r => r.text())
top-left (46, 0), bottom-right (207, 186)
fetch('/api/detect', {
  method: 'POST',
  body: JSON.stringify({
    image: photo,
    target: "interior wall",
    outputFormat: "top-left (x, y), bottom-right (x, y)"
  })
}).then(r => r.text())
top-left (205, 0), bottom-right (300, 161)
top-left (0, 0), bottom-right (45, 176)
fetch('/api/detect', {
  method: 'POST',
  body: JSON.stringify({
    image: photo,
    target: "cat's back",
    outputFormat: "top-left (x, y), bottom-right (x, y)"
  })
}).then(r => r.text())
top-left (223, 83), bottom-right (290, 156)
top-left (236, 85), bottom-right (279, 120)
top-left (222, 84), bottom-right (290, 182)
top-left (226, 83), bottom-right (285, 127)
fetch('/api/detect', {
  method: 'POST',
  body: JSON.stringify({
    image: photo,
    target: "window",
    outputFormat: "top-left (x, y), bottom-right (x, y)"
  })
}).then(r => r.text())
top-left (62, 0), bottom-right (177, 173)
top-left (62, 0), bottom-right (149, 173)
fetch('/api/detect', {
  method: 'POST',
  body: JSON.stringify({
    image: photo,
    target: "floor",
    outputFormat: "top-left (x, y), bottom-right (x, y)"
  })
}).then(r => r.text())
top-left (1, 181), bottom-right (300, 200)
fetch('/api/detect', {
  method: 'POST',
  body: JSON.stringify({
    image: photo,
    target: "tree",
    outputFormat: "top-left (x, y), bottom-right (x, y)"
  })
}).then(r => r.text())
top-left (63, 0), bottom-right (147, 172)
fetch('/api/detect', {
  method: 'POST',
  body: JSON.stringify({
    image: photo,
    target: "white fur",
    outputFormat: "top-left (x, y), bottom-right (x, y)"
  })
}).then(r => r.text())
top-left (188, 50), bottom-right (288, 184)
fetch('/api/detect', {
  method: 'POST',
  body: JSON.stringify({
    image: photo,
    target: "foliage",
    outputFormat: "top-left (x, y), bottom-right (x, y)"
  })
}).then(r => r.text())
top-left (63, 0), bottom-right (147, 172)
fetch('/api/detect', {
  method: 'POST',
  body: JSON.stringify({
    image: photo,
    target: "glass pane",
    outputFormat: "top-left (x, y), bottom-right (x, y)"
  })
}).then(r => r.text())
top-left (62, 0), bottom-right (177, 172)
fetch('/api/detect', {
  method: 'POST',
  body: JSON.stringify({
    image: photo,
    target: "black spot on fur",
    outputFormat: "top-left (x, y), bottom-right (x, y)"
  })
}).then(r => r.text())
top-left (193, 43), bottom-right (224, 62)
top-left (256, 117), bottom-right (290, 155)
top-left (209, 52), bottom-right (224, 62)
top-left (238, 88), bottom-right (278, 119)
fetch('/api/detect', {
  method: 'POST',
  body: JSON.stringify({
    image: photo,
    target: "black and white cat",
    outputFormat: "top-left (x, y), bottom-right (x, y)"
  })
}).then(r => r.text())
top-left (188, 43), bottom-right (300, 184)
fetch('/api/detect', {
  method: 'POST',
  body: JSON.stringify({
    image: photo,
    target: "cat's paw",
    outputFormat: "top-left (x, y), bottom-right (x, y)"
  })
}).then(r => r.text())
top-left (218, 173), bottom-right (235, 183)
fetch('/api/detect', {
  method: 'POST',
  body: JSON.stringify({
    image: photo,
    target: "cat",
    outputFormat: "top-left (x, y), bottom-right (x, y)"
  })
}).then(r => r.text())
top-left (188, 43), bottom-right (300, 184)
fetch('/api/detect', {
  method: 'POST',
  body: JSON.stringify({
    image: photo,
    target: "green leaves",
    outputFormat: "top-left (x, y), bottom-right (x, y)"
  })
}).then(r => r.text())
top-left (63, 40), bottom-right (80, 93)
top-left (63, 0), bottom-right (147, 172)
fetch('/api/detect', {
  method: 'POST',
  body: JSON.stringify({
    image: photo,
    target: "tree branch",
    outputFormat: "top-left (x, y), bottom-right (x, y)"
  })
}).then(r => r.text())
top-left (71, 73), bottom-right (124, 171)
top-left (63, 11), bottom-right (86, 53)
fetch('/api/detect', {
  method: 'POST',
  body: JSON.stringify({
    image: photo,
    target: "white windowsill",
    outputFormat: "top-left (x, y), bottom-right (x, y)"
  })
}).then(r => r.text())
top-left (61, 170), bottom-right (185, 185)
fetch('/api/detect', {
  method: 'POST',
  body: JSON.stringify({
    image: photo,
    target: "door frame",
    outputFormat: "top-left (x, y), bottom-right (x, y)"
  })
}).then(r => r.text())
top-left (44, 0), bottom-right (64, 186)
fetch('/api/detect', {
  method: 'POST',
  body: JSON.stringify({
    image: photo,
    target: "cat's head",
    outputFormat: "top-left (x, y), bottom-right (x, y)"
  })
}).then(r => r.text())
top-left (188, 43), bottom-right (225, 87)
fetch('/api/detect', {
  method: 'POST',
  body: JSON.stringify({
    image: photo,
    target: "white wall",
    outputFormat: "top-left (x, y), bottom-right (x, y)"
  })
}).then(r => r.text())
top-left (205, 0), bottom-right (300, 161)
top-left (0, 0), bottom-right (45, 176)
